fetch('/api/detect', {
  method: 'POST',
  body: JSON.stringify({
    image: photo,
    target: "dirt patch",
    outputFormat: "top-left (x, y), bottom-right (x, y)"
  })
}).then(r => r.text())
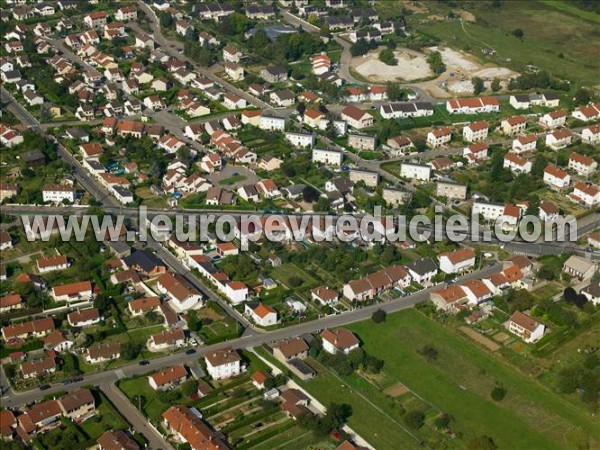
top-left (384, 383), bottom-right (410, 397)
top-left (493, 332), bottom-right (510, 343)
top-left (459, 326), bottom-right (500, 351)
top-left (351, 47), bottom-right (433, 82)
top-left (457, 10), bottom-right (476, 22)
top-left (200, 308), bottom-right (224, 321)
top-left (399, 0), bottom-right (428, 14)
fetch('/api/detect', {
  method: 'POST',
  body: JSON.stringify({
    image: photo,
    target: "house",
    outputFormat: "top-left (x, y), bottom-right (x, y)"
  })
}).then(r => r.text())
top-left (128, 297), bottom-right (161, 316)
top-left (312, 148), bottom-right (343, 166)
top-left (379, 102), bottom-right (435, 120)
top-left (205, 187), bottom-right (235, 206)
top-left (261, 66), bottom-right (288, 83)
top-left (162, 405), bottom-right (229, 449)
top-left (37, 255), bottom-right (68, 273)
top-left (156, 272), bottom-right (204, 312)
top-left (341, 105), bottom-right (373, 129)
top-left (501, 115), bottom-right (527, 136)
top-left (85, 342), bottom-right (121, 364)
top-left (539, 109), bottom-right (567, 129)
top-left (562, 255), bottom-right (597, 280)
top-left (44, 329), bottom-right (73, 352)
top-left (237, 184), bottom-right (260, 202)
top-left (259, 115), bottom-right (286, 131)
top-left (51, 281), bottom-right (93, 303)
top-left (461, 279), bottom-right (492, 304)
top-left (245, 303), bottom-right (278, 326)
top-left (343, 266), bottom-right (410, 301)
top-left (281, 389), bottom-right (312, 419)
top-left (176, 19), bottom-right (191, 36)
top-left (568, 152), bottom-right (597, 176)
top-left (256, 179), bottom-right (281, 199)
top-left (149, 364), bottom-right (187, 390)
top-left (539, 200), bottom-right (560, 222)
top-left (545, 128), bottom-right (573, 150)
top-left (400, 163), bottom-right (431, 181)
top-left (285, 131), bottom-right (315, 148)
top-left (270, 90), bottom-right (295, 107)
top-left (462, 121), bottom-right (489, 142)
top-left (572, 102), bottom-right (600, 122)
top-left (23, 90), bottom-right (43, 106)
top-left (241, 110), bottom-right (262, 126)
top-left (512, 134), bottom-right (537, 153)
top-left (581, 282), bottom-right (600, 306)
top-left (312, 53), bottom-right (331, 75)
top-left (205, 348), bottom-right (243, 380)
top-left (148, 328), bottom-right (186, 352)
top-left (20, 355), bottom-right (56, 379)
top-left (446, 97), bottom-right (499, 114)
top-left (349, 169), bottom-right (379, 187)
top-left (0, 231), bottom-right (12, 251)
top-left (570, 182), bottom-right (600, 208)
top-left (273, 338), bottom-right (309, 362)
top-left (385, 135), bottom-right (414, 156)
top-left (503, 153), bottom-right (532, 174)
top-left (224, 61), bottom-right (244, 81)
top-left (84, 12), bottom-right (107, 29)
top-left (59, 388), bottom-right (96, 422)
top-left (246, 4), bottom-right (275, 19)
top-left (122, 250), bottom-right (166, 276)
top-left (509, 311), bottom-right (545, 343)
top-left (438, 248), bottom-right (476, 274)
top-left (311, 287), bottom-right (339, 306)
top-left (406, 258), bottom-right (438, 285)
top-left (321, 328), bottom-right (359, 354)
top-left (588, 231), bottom-right (600, 249)
top-left (223, 44), bottom-right (242, 63)
top-left (427, 127), bottom-right (452, 148)
top-left (0, 294), bottom-right (22, 313)
top-left (5, 41), bottom-right (24, 54)
top-left (97, 430), bottom-right (140, 450)
top-left (430, 285), bottom-right (468, 311)
top-left (348, 134), bottom-right (376, 151)
top-left (116, 6), bottom-right (138, 21)
top-left (581, 124), bottom-right (600, 145)
top-left (143, 95), bottom-right (166, 111)
top-left (223, 93), bottom-right (246, 109)
top-left (67, 308), bottom-right (101, 327)
top-left (543, 164), bottom-right (570, 189)
top-left (436, 180), bottom-right (467, 200)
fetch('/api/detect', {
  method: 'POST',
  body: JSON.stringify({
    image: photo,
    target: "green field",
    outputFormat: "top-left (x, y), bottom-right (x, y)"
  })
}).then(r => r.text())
top-left (332, 309), bottom-right (600, 450)
top-left (416, 0), bottom-right (600, 85)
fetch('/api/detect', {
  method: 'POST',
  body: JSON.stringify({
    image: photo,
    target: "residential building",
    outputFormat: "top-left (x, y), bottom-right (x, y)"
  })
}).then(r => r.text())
top-left (503, 153), bottom-right (532, 173)
top-left (273, 338), bottom-right (309, 362)
top-left (341, 105), bottom-right (373, 129)
top-left (400, 163), bottom-right (431, 181)
top-left (67, 308), bottom-right (101, 327)
top-left (148, 364), bottom-right (188, 390)
top-left (285, 131), bottom-right (315, 148)
top-left (568, 152), bottom-right (597, 176)
top-left (512, 134), bottom-right (537, 153)
top-left (438, 248), bottom-right (476, 274)
top-left (162, 405), bottom-right (229, 449)
top-left (51, 281), bottom-right (93, 303)
top-left (427, 127), bottom-right (452, 148)
top-left (545, 128), bottom-right (573, 150)
top-left (509, 311), bottom-right (545, 343)
top-left (501, 115), bottom-right (527, 136)
top-left (85, 342), bottom-right (121, 364)
top-left (570, 182), bottom-right (600, 208)
top-left (349, 169), bottom-right (379, 187)
top-left (562, 255), bottom-right (597, 280)
top-left (321, 328), bottom-right (359, 355)
top-left (543, 164), bottom-right (570, 189)
top-left (205, 348), bottom-right (243, 380)
top-left (312, 148), bottom-right (343, 165)
top-left (462, 121), bottom-right (489, 142)
top-left (446, 97), bottom-right (499, 114)
top-left (539, 109), bottom-right (567, 129)
top-left (436, 180), bottom-right (467, 200)
top-left (348, 134), bottom-right (377, 151)
top-left (245, 303), bottom-right (278, 326)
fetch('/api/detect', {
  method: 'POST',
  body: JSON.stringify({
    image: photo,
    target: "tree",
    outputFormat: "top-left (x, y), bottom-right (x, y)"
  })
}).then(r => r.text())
top-left (350, 39), bottom-right (370, 57)
top-left (512, 28), bottom-right (524, 38)
top-left (434, 413), bottom-right (452, 429)
top-left (180, 379), bottom-right (199, 397)
top-left (418, 345), bottom-right (438, 362)
top-left (472, 77), bottom-right (485, 95)
top-left (574, 88), bottom-right (591, 106)
top-left (427, 51), bottom-right (446, 74)
top-left (160, 12), bottom-right (173, 28)
top-left (564, 287), bottom-right (577, 302)
top-left (324, 402), bottom-right (352, 430)
top-left (121, 342), bottom-right (142, 360)
top-left (386, 82), bottom-right (405, 101)
top-left (491, 78), bottom-right (501, 92)
top-left (296, 102), bottom-right (306, 116)
top-left (491, 386), bottom-right (507, 401)
top-left (371, 309), bottom-right (387, 323)
top-left (573, 294), bottom-right (588, 309)
top-left (187, 310), bottom-right (202, 332)
top-left (403, 410), bottom-right (425, 430)
top-left (379, 48), bottom-right (397, 65)
top-left (303, 185), bottom-right (320, 203)
top-left (467, 436), bottom-right (497, 450)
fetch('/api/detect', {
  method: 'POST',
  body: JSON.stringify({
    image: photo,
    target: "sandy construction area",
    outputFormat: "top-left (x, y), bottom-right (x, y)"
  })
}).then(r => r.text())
top-left (352, 48), bottom-right (433, 82)
top-left (459, 326), bottom-right (500, 351)
top-left (429, 46), bottom-right (478, 71)
top-left (384, 383), bottom-right (410, 397)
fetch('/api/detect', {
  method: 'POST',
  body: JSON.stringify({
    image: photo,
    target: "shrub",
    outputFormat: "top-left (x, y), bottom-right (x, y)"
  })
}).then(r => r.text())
top-left (491, 386), bottom-right (507, 401)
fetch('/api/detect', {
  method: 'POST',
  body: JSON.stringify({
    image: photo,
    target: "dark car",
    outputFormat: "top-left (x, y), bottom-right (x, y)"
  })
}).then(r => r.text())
top-left (139, 360), bottom-right (150, 366)
top-left (72, 376), bottom-right (84, 382)
top-left (39, 384), bottom-right (51, 391)
top-left (185, 349), bottom-right (196, 355)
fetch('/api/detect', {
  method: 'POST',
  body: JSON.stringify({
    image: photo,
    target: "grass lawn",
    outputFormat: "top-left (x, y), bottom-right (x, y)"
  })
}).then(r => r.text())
top-left (80, 391), bottom-right (129, 440)
top-left (417, 1), bottom-right (600, 85)
top-left (219, 174), bottom-right (248, 185)
top-left (342, 309), bottom-right (600, 449)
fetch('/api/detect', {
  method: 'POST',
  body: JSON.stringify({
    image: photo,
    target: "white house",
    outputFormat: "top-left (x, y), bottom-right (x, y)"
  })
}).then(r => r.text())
top-left (259, 116), bottom-right (285, 131)
top-left (462, 121), bottom-right (489, 143)
top-left (245, 303), bottom-right (278, 327)
top-left (438, 248), bottom-right (476, 274)
top-left (503, 153), bottom-right (532, 173)
top-left (539, 109), bottom-right (567, 129)
top-left (446, 97), bottom-right (499, 114)
top-left (568, 152), bottom-right (597, 176)
top-left (42, 184), bottom-right (75, 203)
top-left (340, 105), bottom-right (373, 130)
top-left (570, 182), bottom-right (600, 208)
top-left (400, 163), bottom-right (431, 181)
top-left (427, 127), bottom-right (452, 148)
top-left (156, 272), bottom-right (204, 312)
top-left (543, 164), bottom-right (570, 189)
top-left (312, 148), bottom-right (343, 165)
top-left (501, 115), bottom-right (527, 136)
top-left (321, 328), bottom-right (359, 355)
top-left (205, 348), bottom-right (243, 380)
top-left (581, 124), bottom-right (600, 145)
top-left (285, 132), bottom-right (315, 148)
top-left (545, 129), bottom-right (573, 150)
top-left (512, 134), bottom-right (537, 153)
top-left (509, 311), bottom-right (545, 343)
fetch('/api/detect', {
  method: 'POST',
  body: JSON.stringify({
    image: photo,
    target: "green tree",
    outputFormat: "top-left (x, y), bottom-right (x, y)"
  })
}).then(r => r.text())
top-left (121, 342), bottom-right (142, 360)
top-left (467, 436), bottom-right (497, 450)
top-left (372, 309), bottom-right (387, 323)
top-left (160, 12), bottom-right (173, 28)
top-left (403, 410), bottom-right (425, 430)
top-left (512, 28), bottom-right (524, 38)
top-left (491, 78), bottom-right (501, 92)
top-left (427, 51), bottom-right (446, 74)
top-left (574, 88), bottom-right (591, 106)
top-left (180, 379), bottom-right (199, 397)
top-left (379, 48), bottom-right (397, 65)
top-left (491, 386), bottom-right (507, 401)
top-left (472, 77), bottom-right (485, 95)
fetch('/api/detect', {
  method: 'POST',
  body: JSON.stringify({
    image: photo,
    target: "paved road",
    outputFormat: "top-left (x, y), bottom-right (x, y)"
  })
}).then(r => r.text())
top-left (1, 263), bottom-right (501, 408)
top-left (101, 383), bottom-right (175, 450)
top-left (134, 0), bottom-right (271, 110)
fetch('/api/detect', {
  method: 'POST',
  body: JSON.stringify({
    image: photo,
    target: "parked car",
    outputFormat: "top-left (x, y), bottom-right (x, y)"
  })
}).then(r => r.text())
top-left (139, 360), bottom-right (150, 366)
top-left (185, 349), bottom-right (196, 355)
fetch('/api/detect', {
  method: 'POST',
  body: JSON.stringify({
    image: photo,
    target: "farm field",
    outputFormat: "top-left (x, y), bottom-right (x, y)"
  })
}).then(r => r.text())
top-left (338, 309), bottom-right (600, 449)
top-left (414, 0), bottom-right (600, 86)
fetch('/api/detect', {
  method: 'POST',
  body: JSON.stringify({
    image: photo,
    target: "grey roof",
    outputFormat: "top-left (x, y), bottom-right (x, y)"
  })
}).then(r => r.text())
top-left (583, 282), bottom-right (600, 297)
top-left (282, 184), bottom-right (306, 196)
top-left (122, 249), bottom-right (164, 272)
top-left (406, 257), bottom-right (438, 275)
